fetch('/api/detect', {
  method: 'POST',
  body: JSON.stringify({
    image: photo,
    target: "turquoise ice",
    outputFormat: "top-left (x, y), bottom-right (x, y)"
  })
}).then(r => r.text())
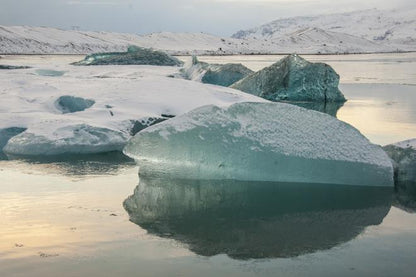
top-left (124, 102), bottom-right (393, 187)
top-left (231, 54), bottom-right (346, 102)
top-left (181, 56), bottom-right (253, 87)
top-left (73, 45), bottom-right (183, 66)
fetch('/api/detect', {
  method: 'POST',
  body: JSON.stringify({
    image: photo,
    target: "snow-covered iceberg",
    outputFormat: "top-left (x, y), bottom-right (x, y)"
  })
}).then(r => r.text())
top-left (0, 57), bottom-right (264, 158)
top-left (124, 177), bottom-right (392, 259)
top-left (124, 102), bottom-right (393, 186)
top-left (383, 139), bottom-right (416, 211)
top-left (181, 56), bottom-right (253, 87)
top-left (73, 45), bottom-right (183, 66)
top-left (231, 54), bottom-right (346, 102)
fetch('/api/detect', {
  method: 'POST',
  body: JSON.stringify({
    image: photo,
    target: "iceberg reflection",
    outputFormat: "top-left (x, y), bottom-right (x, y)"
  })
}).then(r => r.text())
top-left (124, 177), bottom-right (392, 259)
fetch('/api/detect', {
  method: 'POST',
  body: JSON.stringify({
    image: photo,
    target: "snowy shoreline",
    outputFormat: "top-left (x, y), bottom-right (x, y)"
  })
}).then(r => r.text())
top-left (2, 51), bottom-right (416, 57)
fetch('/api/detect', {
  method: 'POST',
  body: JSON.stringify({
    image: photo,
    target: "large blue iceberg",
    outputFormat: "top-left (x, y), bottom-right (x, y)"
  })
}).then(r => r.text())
top-left (73, 45), bottom-right (183, 66)
top-left (124, 102), bottom-right (393, 187)
top-left (231, 54), bottom-right (346, 102)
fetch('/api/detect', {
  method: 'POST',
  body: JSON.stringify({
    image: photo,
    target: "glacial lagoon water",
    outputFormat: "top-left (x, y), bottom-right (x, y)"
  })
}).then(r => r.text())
top-left (1, 53), bottom-right (416, 276)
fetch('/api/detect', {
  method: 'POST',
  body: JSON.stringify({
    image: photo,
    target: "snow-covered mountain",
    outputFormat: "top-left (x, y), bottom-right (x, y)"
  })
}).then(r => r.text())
top-left (0, 26), bottom-right (248, 55)
top-left (0, 8), bottom-right (415, 55)
top-left (232, 8), bottom-right (416, 52)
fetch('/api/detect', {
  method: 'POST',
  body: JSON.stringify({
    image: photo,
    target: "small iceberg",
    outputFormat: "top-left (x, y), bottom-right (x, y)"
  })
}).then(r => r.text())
top-left (124, 102), bottom-right (393, 187)
top-left (182, 56), bottom-right (253, 87)
top-left (3, 124), bottom-right (128, 157)
top-left (0, 65), bottom-right (31, 70)
top-left (384, 139), bottom-right (416, 211)
top-left (231, 54), bottom-right (346, 102)
top-left (73, 45), bottom-right (184, 66)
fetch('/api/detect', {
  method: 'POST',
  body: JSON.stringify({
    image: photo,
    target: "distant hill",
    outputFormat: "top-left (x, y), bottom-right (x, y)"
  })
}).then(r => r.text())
top-left (1, 8), bottom-right (415, 55)
top-left (232, 8), bottom-right (416, 53)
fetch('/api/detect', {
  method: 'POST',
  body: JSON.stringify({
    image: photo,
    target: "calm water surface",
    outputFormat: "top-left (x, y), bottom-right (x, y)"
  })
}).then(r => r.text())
top-left (1, 54), bottom-right (416, 276)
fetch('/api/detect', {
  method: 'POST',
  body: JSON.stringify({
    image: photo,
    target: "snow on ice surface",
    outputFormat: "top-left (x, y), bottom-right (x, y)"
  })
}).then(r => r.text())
top-left (0, 56), bottom-right (265, 156)
top-left (231, 54), bottom-right (346, 102)
top-left (124, 102), bottom-right (393, 186)
top-left (393, 139), bottom-right (416, 150)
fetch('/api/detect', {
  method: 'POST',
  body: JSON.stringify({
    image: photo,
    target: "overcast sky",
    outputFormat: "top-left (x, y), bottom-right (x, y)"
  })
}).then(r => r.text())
top-left (1, 0), bottom-right (415, 36)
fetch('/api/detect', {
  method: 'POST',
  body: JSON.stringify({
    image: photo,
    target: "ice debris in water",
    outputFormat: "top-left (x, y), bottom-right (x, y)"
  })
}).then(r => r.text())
top-left (124, 177), bottom-right (392, 259)
top-left (0, 65), bottom-right (31, 70)
top-left (181, 56), bottom-right (253, 87)
top-left (124, 102), bottom-right (393, 186)
top-left (3, 124), bottom-right (128, 156)
top-left (55, 95), bottom-right (95, 114)
top-left (383, 139), bottom-right (416, 211)
top-left (72, 45), bottom-right (184, 66)
top-left (231, 54), bottom-right (346, 102)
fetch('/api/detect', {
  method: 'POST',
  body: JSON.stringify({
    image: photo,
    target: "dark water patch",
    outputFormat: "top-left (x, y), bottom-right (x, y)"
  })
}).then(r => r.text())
top-left (283, 101), bottom-right (344, 117)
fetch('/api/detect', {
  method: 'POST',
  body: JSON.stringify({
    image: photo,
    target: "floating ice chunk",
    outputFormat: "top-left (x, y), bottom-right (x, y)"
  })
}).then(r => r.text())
top-left (55, 95), bottom-right (95, 114)
top-left (3, 124), bottom-right (128, 156)
top-left (73, 45), bottom-right (183, 66)
top-left (383, 139), bottom-right (416, 211)
top-left (124, 177), bottom-right (392, 259)
top-left (181, 56), bottom-right (253, 87)
top-left (231, 54), bottom-right (346, 102)
top-left (124, 102), bottom-right (393, 186)
top-left (34, 69), bottom-right (65, 76)
top-left (0, 65), bottom-right (31, 70)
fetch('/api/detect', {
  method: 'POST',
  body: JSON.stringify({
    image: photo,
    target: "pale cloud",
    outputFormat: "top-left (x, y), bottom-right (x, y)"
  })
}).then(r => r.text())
top-left (0, 0), bottom-right (414, 36)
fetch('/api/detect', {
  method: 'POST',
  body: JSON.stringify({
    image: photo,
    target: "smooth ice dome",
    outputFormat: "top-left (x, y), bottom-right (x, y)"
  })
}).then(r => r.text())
top-left (231, 54), bottom-right (346, 102)
top-left (181, 56), bottom-right (253, 87)
top-left (124, 102), bottom-right (393, 186)
top-left (4, 124), bottom-right (127, 156)
top-left (73, 45), bottom-right (183, 66)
